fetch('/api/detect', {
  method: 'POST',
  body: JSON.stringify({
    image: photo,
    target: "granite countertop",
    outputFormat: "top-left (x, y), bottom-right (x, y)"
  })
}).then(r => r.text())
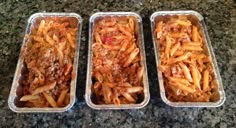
top-left (0, 0), bottom-right (236, 127)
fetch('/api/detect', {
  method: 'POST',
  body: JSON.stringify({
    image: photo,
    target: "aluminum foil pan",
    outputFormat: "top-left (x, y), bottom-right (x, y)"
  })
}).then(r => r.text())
top-left (8, 12), bottom-right (83, 112)
top-left (150, 10), bottom-right (225, 107)
top-left (86, 12), bottom-right (150, 109)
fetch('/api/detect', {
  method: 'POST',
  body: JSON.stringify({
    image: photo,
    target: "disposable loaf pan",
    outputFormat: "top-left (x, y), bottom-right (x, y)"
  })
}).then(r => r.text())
top-left (86, 12), bottom-right (150, 109)
top-left (150, 10), bottom-right (225, 107)
top-left (8, 12), bottom-right (83, 112)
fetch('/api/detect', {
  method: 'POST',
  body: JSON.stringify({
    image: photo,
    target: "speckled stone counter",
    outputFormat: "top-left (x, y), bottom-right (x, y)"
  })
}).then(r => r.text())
top-left (0, 0), bottom-right (236, 127)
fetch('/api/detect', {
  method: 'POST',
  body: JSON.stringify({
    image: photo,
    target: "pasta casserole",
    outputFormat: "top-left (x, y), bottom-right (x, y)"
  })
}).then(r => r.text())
top-left (20, 17), bottom-right (78, 107)
top-left (92, 16), bottom-right (144, 105)
top-left (155, 15), bottom-right (219, 102)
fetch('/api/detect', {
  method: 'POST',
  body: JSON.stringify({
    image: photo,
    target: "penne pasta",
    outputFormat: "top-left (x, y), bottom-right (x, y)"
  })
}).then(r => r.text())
top-left (53, 34), bottom-right (59, 43)
top-left (173, 50), bottom-right (185, 56)
top-left (169, 32), bottom-right (188, 38)
top-left (32, 81), bottom-right (56, 95)
top-left (94, 82), bottom-right (102, 89)
top-left (126, 86), bottom-right (143, 93)
top-left (95, 33), bottom-right (102, 44)
top-left (102, 83), bottom-right (112, 104)
top-left (165, 36), bottom-right (172, 59)
top-left (169, 82), bottom-right (196, 93)
top-left (192, 26), bottom-right (198, 42)
top-left (182, 45), bottom-right (203, 51)
top-left (169, 52), bottom-right (191, 64)
top-left (191, 53), bottom-right (207, 59)
top-left (64, 63), bottom-right (73, 76)
top-left (56, 40), bottom-right (66, 64)
top-left (120, 40), bottom-right (129, 52)
top-left (121, 92), bottom-right (135, 102)
top-left (190, 64), bottom-right (201, 90)
top-left (113, 95), bottom-right (121, 106)
top-left (120, 82), bottom-right (132, 87)
top-left (118, 24), bottom-right (132, 38)
top-left (203, 69), bottom-right (209, 91)
top-left (131, 56), bottom-right (140, 64)
top-left (170, 42), bottom-right (180, 57)
top-left (57, 89), bottom-right (69, 106)
top-left (20, 95), bottom-right (40, 101)
top-left (66, 33), bottom-right (76, 49)
top-left (94, 71), bottom-right (103, 83)
top-left (32, 36), bottom-right (45, 43)
top-left (106, 73), bottom-right (114, 83)
top-left (155, 21), bottom-right (163, 39)
top-left (125, 42), bottom-right (136, 55)
top-left (43, 92), bottom-right (58, 108)
top-left (45, 34), bottom-right (55, 45)
top-left (168, 76), bottom-right (191, 86)
top-left (64, 93), bottom-right (70, 106)
top-left (179, 62), bottom-right (192, 82)
top-left (128, 18), bottom-right (134, 33)
top-left (37, 20), bottom-right (46, 35)
top-left (123, 48), bottom-right (139, 67)
top-left (197, 58), bottom-right (204, 72)
top-left (136, 66), bottom-right (144, 82)
top-left (182, 42), bottom-right (202, 46)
